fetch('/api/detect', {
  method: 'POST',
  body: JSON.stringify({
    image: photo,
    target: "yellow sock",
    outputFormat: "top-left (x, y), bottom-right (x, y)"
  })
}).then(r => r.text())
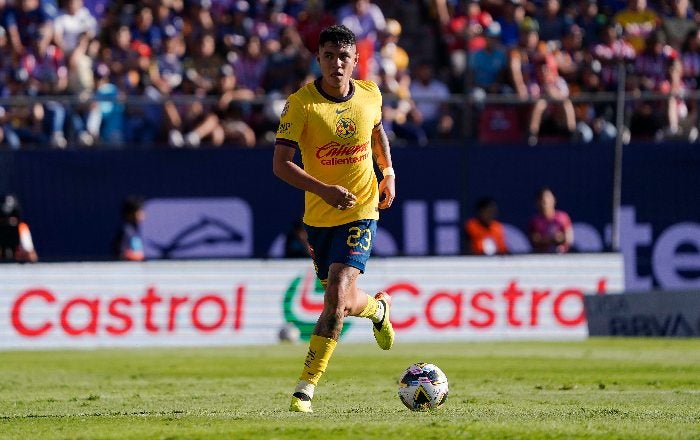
top-left (299, 335), bottom-right (337, 386)
top-left (356, 294), bottom-right (378, 318)
top-left (355, 294), bottom-right (384, 323)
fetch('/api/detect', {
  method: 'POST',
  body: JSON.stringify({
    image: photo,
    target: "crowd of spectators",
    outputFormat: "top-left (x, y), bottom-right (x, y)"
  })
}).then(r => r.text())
top-left (1, 0), bottom-right (700, 149)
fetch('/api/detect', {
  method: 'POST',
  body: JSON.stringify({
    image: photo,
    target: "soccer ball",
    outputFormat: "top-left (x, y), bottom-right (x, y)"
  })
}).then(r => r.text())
top-left (397, 362), bottom-right (449, 411)
top-left (278, 323), bottom-right (301, 343)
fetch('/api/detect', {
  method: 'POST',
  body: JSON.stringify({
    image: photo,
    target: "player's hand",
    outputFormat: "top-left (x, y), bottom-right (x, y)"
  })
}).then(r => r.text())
top-left (322, 185), bottom-right (357, 211)
top-left (378, 175), bottom-right (395, 209)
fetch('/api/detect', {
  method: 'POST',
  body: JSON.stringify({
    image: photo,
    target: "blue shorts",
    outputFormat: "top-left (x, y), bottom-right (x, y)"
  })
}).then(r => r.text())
top-left (304, 219), bottom-right (377, 282)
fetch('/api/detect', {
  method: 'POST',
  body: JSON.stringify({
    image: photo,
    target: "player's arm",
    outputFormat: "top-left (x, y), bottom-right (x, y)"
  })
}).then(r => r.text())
top-left (371, 123), bottom-right (395, 209)
top-left (273, 143), bottom-right (357, 210)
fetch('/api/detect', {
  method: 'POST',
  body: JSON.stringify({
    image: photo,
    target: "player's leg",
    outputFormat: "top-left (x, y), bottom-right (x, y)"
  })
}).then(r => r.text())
top-left (338, 219), bottom-right (394, 350)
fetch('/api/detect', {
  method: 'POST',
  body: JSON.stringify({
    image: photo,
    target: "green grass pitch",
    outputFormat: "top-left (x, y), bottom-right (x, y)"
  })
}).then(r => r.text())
top-left (1, 338), bottom-right (699, 439)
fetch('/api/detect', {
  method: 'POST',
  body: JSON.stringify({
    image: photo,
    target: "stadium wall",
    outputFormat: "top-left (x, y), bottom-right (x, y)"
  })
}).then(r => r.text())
top-left (0, 254), bottom-right (623, 349)
top-left (0, 141), bottom-right (697, 291)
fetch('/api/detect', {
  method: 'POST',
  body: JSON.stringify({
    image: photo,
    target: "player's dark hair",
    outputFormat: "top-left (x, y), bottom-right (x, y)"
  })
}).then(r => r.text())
top-left (319, 25), bottom-right (356, 49)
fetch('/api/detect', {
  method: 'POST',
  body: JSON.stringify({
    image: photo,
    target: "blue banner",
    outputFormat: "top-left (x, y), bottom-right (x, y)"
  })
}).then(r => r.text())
top-left (1, 141), bottom-right (698, 291)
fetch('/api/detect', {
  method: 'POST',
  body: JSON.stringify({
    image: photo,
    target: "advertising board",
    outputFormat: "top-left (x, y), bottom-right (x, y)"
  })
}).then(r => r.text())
top-left (0, 254), bottom-right (623, 349)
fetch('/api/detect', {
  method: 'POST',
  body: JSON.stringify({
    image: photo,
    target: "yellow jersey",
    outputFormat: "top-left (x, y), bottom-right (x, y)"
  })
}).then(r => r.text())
top-left (276, 78), bottom-right (382, 227)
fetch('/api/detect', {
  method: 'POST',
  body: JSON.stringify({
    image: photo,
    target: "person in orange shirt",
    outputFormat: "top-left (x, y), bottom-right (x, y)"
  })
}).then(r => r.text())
top-left (0, 194), bottom-right (38, 263)
top-left (464, 197), bottom-right (508, 256)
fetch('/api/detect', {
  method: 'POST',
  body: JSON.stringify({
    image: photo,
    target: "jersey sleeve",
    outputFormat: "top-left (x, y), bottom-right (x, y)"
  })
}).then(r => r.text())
top-left (275, 94), bottom-right (306, 149)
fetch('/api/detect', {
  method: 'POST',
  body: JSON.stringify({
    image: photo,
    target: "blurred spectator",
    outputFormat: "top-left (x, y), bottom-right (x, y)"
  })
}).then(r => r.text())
top-left (377, 65), bottom-right (426, 146)
top-left (337, 0), bottom-right (386, 79)
top-left (464, 196), bottom-right (508, 256)
top-left (591, 22), bottom-right (636, 91)
top-left (153, 0), bottom-right (185, 42)
top-left (183, 32), bottom-right (224, 96)
top-left (660, 0), bottom-right (695, 51)
top-left (373, 18), bottom-right (409, 81)
top-left (574, 0), bottom-right (606, 47)
top-left (284, 218), bottom-right (310, 258)
top-left (22, 37), bottom-right (71, 148)
top-left (113, 195), bottom-right (145, 261)
top-left (121, 40), bottom-right (163, 145)
top-left (613, 0), bottom-right (660, 53)
top-left (251, 2), bottom-right (295, 53)
top-left (409, 61), bottom-right (454, 141)
top-left (216, 64), bottom-right (256, 147)
top-left (130, 5), bottom-right (163, 54)
top-left (527, 186), bottom-right (573, 254)
top-left (0, 193), bottom-right (38, 263)
top-left (233, 35), bottom-right (268, 94)
top-left (53, 0), bottom-right (98, 54)
top-left (5, 0), bottom-right (54, 58)
top-left (495, 0), bottom-right (526, 48)
top-left (508, 17), bottom-right (576, 145)
top-left (553, 24), bottom-right (587, 84)
top-left (570, 63), bottom-right (621, 144)
top-left (296, 1), bottom-right (336, 53)
top-left (162, 33), bottom-right (225, 148)
top-left (66, 31), bottom-right (101, 146)
top-left (94, 63), bottom-right (125, 146)
top-left (469, 22), bottom-right (508, 93)
top-left (444, 0), bottom-right (494, 82)
top-left (218, 0), bottom-right (253, 55)
top-left (262, 25), bottom-right (311, 93)
top-left (680, 28), bottom-right (700, 91)
top-left (629, 30), bottom-right (687, 141)
top-left (535, 0), bottom-right (571, 43)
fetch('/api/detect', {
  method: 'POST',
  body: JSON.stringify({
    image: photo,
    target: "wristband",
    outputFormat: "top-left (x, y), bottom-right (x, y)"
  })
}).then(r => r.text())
top-left (382, 167), bottom-right (395, 178)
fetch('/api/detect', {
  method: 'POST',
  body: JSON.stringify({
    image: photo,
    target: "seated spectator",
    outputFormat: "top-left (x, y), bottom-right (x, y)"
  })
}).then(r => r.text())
top-left (444, 0), bottom-right (494, 82)
top-left (4, 0), bottom-right (54, 58)
top-left (130, 5), bottom-right (163, 54)
top-left (53, 0), bottom-right (98, 55)
top-left (591, 23), bottom-right (636, 92)
top-left (661, 0), bottom-right (696, 51)
top-left (377, 65), bottom-right (427, 146)
top-left (183, 32), bottom-right (224, 98)
top-left (508, 17), bottom-right (576, 145)
top-left (553, 24), bottom-right (586, 84)
top-left (613, 0), bottom-right (660, 53)
top-left (337, 0), bottom-right (386, 80)
top-left (0, 193), bottom-right (38, 263)
top-left (262, 25), bottom-right (311, 94)
top-left (535, 0), bottom-right (571, 44)
top-left (216, 64), bottom-right (256, 148)
top-left (574, 0), bottom-right (606, 47)
top-left (469, 22), bottom-right (508, 94)
top-left (629, 31), bottom-right (687, 141)
top-left (464, 197), bottom-right (508, 256)
top-left (21, 38), bottom-right (71, 148)
top-left (527, 187), bottom-right (573, 254)
top-left (495, 0), bottom-right (526, 48)
top-left (296, 1), bottom-right (336, 53)
top-left (233, 35), bottom-right (268, 94)
top-left (570, 62), bottom-right (620, 144)
top-left (409, 61), bottom-right (454, 141)
top-left (66, 32), bottom-right (102, 146)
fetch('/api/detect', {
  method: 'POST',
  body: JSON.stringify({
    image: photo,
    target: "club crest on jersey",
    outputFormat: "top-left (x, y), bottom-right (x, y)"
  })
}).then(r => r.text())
top-left (335, 117), bottom-right (356, 139)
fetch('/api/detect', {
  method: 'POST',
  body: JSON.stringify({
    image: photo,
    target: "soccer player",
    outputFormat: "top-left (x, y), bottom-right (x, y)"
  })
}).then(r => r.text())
top-left (272, 24), bottom-right (396, 413)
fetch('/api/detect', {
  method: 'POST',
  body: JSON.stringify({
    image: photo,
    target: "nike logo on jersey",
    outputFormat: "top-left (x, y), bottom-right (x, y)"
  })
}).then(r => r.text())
top-left (335, 108), bottom-right (350, 115)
